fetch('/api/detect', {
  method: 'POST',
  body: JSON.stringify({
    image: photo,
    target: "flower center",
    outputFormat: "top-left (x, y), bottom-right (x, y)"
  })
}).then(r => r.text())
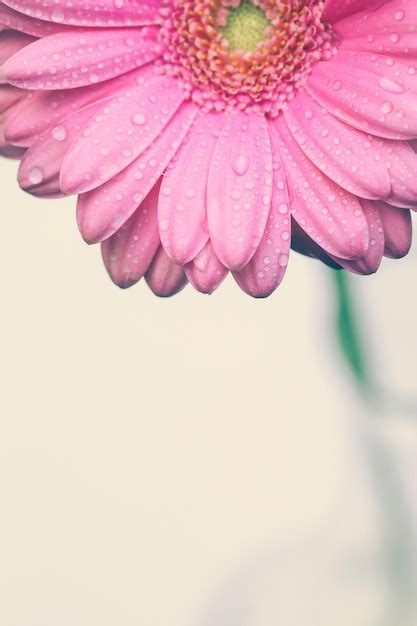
top-left (159, 1), bottom-right (336, 116)
top-left (221, 1), bottom-right (270, 53)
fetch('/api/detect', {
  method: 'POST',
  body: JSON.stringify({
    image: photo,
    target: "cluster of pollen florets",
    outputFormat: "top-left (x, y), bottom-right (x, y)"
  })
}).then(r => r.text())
top-left (158, 0), bottom-right (336, 116)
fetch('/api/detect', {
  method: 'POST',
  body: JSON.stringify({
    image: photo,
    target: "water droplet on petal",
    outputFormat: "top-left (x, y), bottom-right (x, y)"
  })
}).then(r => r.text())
top-left (28, 166), bottom-right (44, 185)
top-left (232, 154), bottom-right (250, 176)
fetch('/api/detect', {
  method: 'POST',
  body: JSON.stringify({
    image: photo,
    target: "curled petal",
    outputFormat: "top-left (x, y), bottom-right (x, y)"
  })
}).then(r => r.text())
top-left (145, 247), bottom-right (188, 297)
top-left (378, 201), bottom-right (413, 258)
top-left (184, 241), bottom-right (228, 295)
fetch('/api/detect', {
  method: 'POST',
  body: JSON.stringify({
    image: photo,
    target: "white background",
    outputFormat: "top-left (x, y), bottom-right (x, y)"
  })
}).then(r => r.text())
top-left (1, 158), bottom-right (416, 625)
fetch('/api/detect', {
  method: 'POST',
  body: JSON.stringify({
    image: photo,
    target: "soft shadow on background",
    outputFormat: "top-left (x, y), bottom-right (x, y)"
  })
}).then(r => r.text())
top-left (1, 158), bottom-right (416, 625)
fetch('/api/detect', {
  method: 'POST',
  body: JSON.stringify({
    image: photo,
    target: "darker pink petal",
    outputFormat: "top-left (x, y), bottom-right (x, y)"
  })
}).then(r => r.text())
top-left (377, 201), bottom-right (413, 258)
top-left (145, 247), bottom-right (188, 297)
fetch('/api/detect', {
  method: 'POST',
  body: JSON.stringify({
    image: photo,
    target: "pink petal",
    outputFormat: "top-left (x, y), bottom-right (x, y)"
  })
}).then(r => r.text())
top-left (3, 27), bottom-right (162, 90)
top-left (184, 241), bottom-right (228, 295)
top-left (233, 150), bottom-right (291, 298)
top-left (2, 0), bottom-right (163, 28)
top-left (307, 50), bottom-right (417, 140)
top-left (18, 98), bottom-right (108, 196)
top-left (376, 137), bottom-right (417, 208)
top-left (337, 0), bottom-right (417, 58)
top-left (271, 116), bottom-right (369, 260)
top-left (60, 73), bottom-right (185, 194)
top-left (145, 246), bottom-right (188, 297)
top-left (377, 201), bottom-right (413, 258)
top-left (0, 30), bottom-right (34, 72)
top-left (0, 108), bottom-right (25, 157)
top-left (284, 91), bottom-right (391, 200)
top-left (331, 199), bottom-right (385, 275)
top-left (5, 67), bottom-right (145, 146)
top-left (77, 103), bottom-right (197, 243)
top-left (101, 182), bottom-right (161, 288)
top-left (158, 111), bottom-right (225, 265)
top-left (0, 84), bottom-right (27, 113)
top-left (323, 0), bottom-right (391, 23)
top-left (0, 4), bottom-right (72, 36)
top-left (207, 112), bottom-right (273, 271)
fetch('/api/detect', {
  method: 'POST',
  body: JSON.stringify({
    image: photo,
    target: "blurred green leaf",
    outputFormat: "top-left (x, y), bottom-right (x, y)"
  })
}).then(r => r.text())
top-left (331, 269), bottom-right (375, 400)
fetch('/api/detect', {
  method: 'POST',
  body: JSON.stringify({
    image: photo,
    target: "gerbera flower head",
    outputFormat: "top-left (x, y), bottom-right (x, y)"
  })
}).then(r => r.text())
top-left (0, 0), bottom-right (414, 297)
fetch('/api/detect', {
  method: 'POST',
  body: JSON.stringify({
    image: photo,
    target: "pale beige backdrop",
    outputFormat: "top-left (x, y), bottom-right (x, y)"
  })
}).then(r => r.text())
top-left (1, 158), bottom-right (417, 626)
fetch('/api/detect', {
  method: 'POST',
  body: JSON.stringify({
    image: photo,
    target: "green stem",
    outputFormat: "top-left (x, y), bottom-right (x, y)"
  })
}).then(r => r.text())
top-left (331, 269), bottom-right (377, 403)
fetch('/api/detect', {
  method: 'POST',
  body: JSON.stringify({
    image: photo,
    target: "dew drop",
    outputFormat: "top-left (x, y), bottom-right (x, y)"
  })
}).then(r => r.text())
top-left (380, 101), bottom-right (393, 114)
top-left (51, 125), bottom-right (67, 141)
top-left (131, 112), bottom-right (146, 125)
top-left (159, 219), bottom-right (170, 231)
top-left (28, 166), bottom-right (44, 185)
top-left (379, 77), bottom-right (404, 94)
top-left (232, 154), bottom-right (250, 176)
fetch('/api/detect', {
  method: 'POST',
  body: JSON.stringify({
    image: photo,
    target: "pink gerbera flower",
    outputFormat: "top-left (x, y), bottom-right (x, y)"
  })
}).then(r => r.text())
top-left (0, 0), bottom-right (414, 297)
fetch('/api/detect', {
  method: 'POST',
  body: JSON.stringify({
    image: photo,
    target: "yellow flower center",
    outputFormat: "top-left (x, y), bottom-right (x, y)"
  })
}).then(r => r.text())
top-left (221, 0), bottom-right (270, 53)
